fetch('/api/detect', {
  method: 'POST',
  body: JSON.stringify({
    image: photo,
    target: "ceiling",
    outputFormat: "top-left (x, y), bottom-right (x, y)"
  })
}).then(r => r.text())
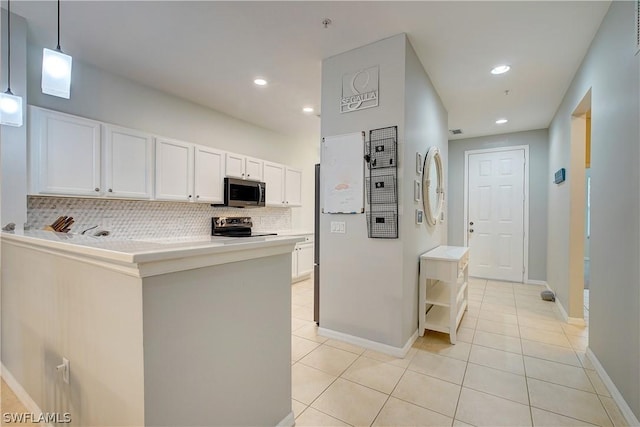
top-left (11, 1), bottom-right (611, 142)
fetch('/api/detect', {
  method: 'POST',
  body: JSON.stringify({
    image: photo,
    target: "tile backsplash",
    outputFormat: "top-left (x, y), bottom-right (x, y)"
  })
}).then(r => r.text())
top-left (27, 196), bottom-right (292, 240)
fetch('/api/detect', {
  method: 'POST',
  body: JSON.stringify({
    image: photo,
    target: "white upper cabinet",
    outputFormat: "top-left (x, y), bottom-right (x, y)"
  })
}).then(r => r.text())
top-left (27, 107), bottom-right (302, 208)
top-left (225, 153), bottom-right (263, 181)
top-left (262, 162), bottom-right (302, 207)
top-left (194, 146), bottom-right (224, 203)
top-left (263, 161), bottom-right (285, 206)
top-left (225, 153), bottom-right (245, 179)
top-left (155, 138), bottom-right (194, 202)
top-left (285, 167), bottom-right (303, 207)
top-left (30, 106), bottom-right (101, 196)
top-left (103, 125), bottom-right (154, 199)
top-left (245, 156), bottom-right (263, 181)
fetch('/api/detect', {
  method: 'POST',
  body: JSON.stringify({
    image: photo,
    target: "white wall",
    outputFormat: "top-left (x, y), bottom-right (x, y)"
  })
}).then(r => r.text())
top-left (448, 129), bottom-right (549, 281)
top-left (1, 10), bottom-right (28, 230)
top-left (402, 41), bottom-right (449, 342)
top-left (547, 1), bottom-right (639, 418)
top-left (25, 45), bottom-right (318, 231)
top-left (319, 34), bottom-right (447, 350)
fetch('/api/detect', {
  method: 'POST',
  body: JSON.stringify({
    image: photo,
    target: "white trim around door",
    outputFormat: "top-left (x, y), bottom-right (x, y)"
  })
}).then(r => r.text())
top-left (463, 145), bottom-right (530, 283)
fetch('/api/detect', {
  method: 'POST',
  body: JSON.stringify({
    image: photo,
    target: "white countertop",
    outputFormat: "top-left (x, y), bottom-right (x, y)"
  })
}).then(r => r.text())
top-left (2, 230), bottom-right (304, 278)
top-left (420, 245), bottom-right (469, 261)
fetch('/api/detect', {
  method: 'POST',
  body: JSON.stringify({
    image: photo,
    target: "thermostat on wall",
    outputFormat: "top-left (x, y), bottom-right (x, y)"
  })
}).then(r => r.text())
top-left (554, 168), bottom-right (566, 184)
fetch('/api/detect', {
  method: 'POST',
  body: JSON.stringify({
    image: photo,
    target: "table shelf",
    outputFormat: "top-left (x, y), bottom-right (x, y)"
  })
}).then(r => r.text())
top-left (419, 246), bottom-right (470, 344)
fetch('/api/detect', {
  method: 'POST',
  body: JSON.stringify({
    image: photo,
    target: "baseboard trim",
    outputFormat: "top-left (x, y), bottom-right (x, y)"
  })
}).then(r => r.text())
top-left (525, 279), bottom-right (548, 286)
top-left (545, 284), bottom-right (586, 326)
top-left (1, 363), bottom-right (53, 427)
top-left (276, 411), bottom-right (295, 427)
top-left (586, 348), bottom-right (640, 426)
top-left (318, 327), bottom-right (418, 358)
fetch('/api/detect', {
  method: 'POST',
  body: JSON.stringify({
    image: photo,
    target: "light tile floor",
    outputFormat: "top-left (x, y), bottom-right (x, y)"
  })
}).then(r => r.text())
top-left (0, 379), bottom-right (37, 427)
top-left (291, 277), bottom-right (629, 427)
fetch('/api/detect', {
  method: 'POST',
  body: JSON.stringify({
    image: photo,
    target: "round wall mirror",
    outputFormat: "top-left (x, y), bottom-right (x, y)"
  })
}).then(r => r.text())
top-left (422, 147), bottom-right (444, 226)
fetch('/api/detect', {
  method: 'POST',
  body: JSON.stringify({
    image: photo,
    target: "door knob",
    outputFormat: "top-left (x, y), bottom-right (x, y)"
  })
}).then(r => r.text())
top-left (469, 229), bottom-right (474, 233)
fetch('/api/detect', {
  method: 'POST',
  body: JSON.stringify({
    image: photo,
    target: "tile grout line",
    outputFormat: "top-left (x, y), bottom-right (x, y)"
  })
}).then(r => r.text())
top-left (451, 278), bottom-right (486, 425)
top-left (515, 284), bottom-right (536, 427)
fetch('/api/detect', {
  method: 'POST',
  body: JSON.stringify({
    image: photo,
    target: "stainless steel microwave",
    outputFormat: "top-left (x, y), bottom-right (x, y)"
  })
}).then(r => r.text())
top-left (223, 177), bottom-right (266, 208)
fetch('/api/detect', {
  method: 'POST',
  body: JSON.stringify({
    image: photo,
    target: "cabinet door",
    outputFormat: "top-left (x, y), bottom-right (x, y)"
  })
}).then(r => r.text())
top-left (262, 161), bottom-right (285, 206)
top-left (32, 107), bottom-right (101, 196)
top-left (245, 157), bottom-right (263, 181)
top-left (296, 242), bottom-right (314, 277)
top-left (194, 146), bottom-right (224, 203)
top-left (104, 125), bottom-right (154, 199)
top-left (225, 153), bottom-right (245, 179)
top-left (285, 167), bottom-right (303, 207)
top-left (155, 138), bottom-right (194, 201)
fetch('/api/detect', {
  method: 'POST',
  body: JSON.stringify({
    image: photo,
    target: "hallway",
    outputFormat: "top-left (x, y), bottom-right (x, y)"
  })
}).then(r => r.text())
top-left (291, 278), bottom-right (627, 426)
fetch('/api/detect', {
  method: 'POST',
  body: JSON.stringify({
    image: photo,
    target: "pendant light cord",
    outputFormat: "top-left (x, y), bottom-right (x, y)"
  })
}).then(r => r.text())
top-left (57, 0), bottom-right (61, 50)
top-left (6, 0), bottom-right (12, 92)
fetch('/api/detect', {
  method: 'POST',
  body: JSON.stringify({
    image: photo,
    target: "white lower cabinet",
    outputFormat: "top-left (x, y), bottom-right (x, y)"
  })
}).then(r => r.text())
top-left (292, 234), bottom-right (314, 282)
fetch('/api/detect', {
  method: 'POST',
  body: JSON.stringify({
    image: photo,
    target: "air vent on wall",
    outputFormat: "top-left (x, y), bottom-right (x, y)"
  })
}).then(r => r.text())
top-left (449, 129), bottom-right (463, 135)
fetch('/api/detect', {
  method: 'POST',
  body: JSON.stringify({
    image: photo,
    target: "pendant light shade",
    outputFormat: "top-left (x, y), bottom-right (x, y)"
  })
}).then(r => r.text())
top-left (1, 0), bottom-right (23, 127)
top-left (41, 0), bottom-right (72, 99)
top-left (42, 48), bottom-right (72, 98)
top-left (0, 91), bottom-right (23, 127)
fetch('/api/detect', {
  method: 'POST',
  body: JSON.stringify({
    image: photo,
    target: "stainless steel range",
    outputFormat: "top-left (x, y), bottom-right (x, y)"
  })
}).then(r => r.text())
top-left (211, 217), bottom-right (277, 237)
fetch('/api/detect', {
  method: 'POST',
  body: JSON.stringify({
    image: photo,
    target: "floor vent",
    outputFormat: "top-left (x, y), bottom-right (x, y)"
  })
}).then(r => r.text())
top-left (449, 129), bottom-right (463, 135)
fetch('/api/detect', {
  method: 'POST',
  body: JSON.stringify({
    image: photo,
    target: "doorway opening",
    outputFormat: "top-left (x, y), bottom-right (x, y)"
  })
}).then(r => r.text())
top-left (567, 89), bottom-right (591, 324)
top-left (584, 109), bottom-right (591, 314)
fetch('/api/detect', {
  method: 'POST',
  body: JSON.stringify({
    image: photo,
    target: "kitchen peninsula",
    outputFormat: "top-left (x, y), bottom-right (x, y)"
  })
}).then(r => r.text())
top-left (1, 230), bottom-right (302, 427)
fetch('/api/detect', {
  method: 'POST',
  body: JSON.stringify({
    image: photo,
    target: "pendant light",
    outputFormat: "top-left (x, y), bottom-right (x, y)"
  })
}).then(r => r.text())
top-left (0, 0), bottom-right (23, 127)
top-left (41, 0), bottom-right (72, 99)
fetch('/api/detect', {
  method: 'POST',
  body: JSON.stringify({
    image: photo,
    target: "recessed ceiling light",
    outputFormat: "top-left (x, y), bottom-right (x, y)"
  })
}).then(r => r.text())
top-left (302, 107), bottom-right (314, 113)
top-left (490, 65), bottom-right (511, 75)
top-left (495, 118), bottom-right (508, 124)
top-left (253, 78), bottom-right (267, 86)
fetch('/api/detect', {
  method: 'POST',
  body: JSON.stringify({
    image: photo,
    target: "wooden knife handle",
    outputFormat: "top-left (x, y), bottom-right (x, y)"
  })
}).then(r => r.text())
top-left (50, 216), bottom-right (66, 230)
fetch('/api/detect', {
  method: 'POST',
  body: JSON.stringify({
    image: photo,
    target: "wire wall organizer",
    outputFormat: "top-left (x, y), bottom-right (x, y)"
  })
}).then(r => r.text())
top-left (366, 174), bottom-right (397, 204)
top-left (365, 126), bottom-right (398, 239)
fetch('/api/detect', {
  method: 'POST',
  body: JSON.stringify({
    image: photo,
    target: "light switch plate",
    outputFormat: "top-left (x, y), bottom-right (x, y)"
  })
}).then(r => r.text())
top-left (330, 221), bottom-right (346, 233)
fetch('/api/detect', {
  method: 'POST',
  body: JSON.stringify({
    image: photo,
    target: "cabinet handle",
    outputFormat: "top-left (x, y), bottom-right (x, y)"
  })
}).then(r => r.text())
top-left (242, 173), bottom-right (245, 177)
top-left (196, 195), bottom-right (200, 199)
top-left (108, 189), bottom-right (113, 193)
top-left (94, 188), bottom-right (100, 192)
top-left (469, 229), bottom-right (474, 233)
top-left (188, 195), bottom-right (192, 199)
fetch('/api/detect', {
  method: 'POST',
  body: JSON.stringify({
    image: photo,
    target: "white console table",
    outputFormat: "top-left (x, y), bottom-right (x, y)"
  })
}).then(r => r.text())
top-left (419, 246), bottom-right (469, 344)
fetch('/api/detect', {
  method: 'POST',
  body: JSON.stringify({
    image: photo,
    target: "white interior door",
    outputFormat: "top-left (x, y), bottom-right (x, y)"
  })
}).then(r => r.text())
top-left (466, 148), bottom-right (526, 282)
